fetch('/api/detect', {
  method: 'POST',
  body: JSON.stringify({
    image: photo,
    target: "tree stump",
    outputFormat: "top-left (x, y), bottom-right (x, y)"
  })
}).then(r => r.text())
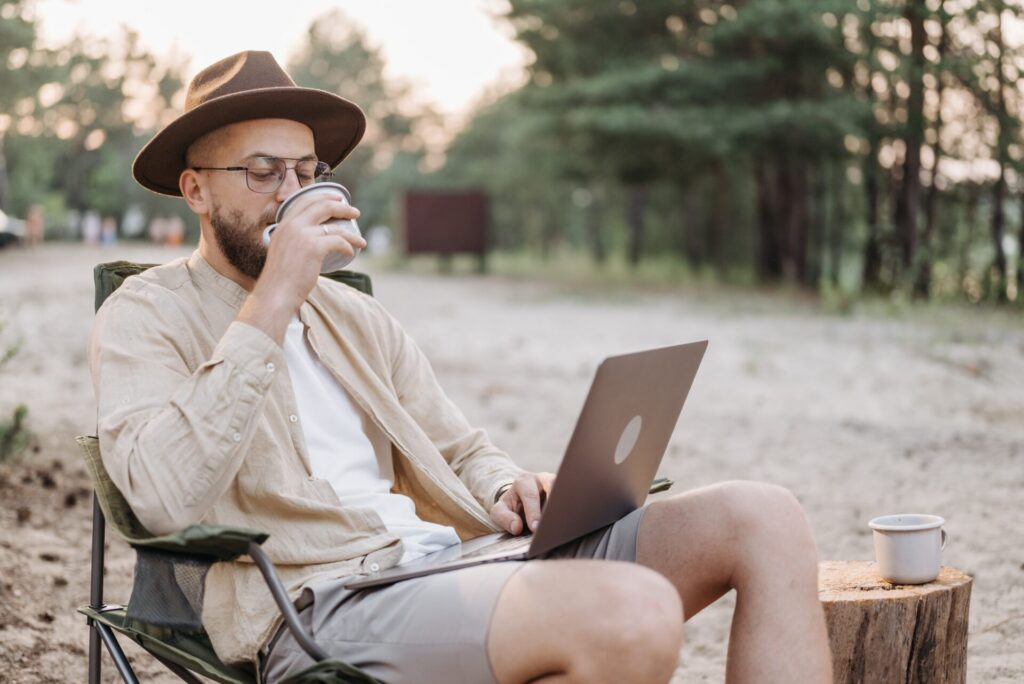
top-left (818, 560), bottom-right (972, 684)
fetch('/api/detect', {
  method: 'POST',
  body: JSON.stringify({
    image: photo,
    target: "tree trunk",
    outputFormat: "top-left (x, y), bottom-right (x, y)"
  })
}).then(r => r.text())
top-left (819, 561), bottom-right (972, 684)
top-left (959, 187), bottom-right (979, 287)
top-left (914, 9), bottom-right (947, 300)
top-left (897, 0), bottom-right (927, 276)
top-left (915, 174), bottom-right (941, 299)
top-left (862, 140), bottom-right (884, 291)
top-left (991, 166), bottom-right (1008, 301)
top-left (756, 161), bottom-right (783, 281)
top-left (0, 136), bottom-right (10, 213)
top-left (709, 166), bottom-right (728, 274)
top-left (526, 206), bottom-right (546, 260)
top-left (540, 201), bottom-right (559, 261)
top-left (858, 9), bottom-right (884, 293)
top-left (626, 185), bottom-right (648, 268)
top-left (806, 161), bottom-right (827, 287)
top-left (1018, 190), bottom-right (1024, 298)
top-left (584, 188), bottom-right (606, 266)
top-left (680, 181), bottom-right (705, 268)
top-left (780, 161), bottom-right (809, 284)
top-left (830, 162), bottom-right (846, 287)
top-left (989, 11), bottom-right (1009, 302)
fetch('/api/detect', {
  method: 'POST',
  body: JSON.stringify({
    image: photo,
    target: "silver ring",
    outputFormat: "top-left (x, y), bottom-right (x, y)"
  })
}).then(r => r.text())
top-left (322, 225), bottom-right (329, 236)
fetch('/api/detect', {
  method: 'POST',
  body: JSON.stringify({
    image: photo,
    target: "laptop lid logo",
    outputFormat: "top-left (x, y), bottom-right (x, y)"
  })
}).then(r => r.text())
top-left (614, 415), bottom-right (643, 464)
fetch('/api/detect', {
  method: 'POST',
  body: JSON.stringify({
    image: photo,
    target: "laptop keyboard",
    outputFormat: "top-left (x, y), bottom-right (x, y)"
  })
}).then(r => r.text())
top-left (462, 534), bottom-right (532, 559)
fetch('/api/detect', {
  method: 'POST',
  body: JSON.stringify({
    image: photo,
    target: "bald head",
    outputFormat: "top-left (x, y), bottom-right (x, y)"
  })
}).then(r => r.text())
top-left (185, 126), bottom-right (233, 169)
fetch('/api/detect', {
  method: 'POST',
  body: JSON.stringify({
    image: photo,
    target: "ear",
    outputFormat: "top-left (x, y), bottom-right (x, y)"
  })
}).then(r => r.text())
top-left (179, 169), bottom-right (210, 216)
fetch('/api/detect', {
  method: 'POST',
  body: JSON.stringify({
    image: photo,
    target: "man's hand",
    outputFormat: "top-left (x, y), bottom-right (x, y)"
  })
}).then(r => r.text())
top-left (257, 194), bottom-right (365, 309)
top-left (489, 472), bottom-right (556, 536)
top-left (238, 194), bottom-right (366, 344)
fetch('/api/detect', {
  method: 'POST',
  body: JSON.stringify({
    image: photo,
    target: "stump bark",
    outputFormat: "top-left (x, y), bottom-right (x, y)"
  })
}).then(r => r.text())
top-left (818, 560), bottom-right (972, 684)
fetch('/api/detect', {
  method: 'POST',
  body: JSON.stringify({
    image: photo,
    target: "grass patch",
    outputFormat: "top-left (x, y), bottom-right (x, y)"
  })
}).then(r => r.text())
top-left (0, 309), bottom-right (33, 463)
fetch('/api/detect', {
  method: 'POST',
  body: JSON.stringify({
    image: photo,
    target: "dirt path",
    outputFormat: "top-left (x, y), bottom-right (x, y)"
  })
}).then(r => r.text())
top-left (2, 243), bottom-right (1022, 682)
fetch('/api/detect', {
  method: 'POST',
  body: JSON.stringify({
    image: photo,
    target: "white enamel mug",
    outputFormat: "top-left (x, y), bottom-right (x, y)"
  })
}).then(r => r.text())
top-left (262, 182), bottom-right (362, 273)
top-left (868, 514), bottom-right (947, 585)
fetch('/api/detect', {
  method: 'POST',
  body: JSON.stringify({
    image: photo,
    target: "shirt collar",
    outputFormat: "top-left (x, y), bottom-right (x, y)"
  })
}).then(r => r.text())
top-left (187, 250), bottom-right (248, 309)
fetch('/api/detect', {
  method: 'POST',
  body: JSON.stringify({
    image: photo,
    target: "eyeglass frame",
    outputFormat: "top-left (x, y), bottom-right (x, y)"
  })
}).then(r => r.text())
top-left (190, 157), bottom-right (334, 194)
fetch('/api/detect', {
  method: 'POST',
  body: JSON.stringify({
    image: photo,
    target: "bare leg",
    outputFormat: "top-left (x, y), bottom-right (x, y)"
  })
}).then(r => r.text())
top-left (487, 560), bottom-right (683, 684)
top-left (636, 481), bottom-right (832, 684)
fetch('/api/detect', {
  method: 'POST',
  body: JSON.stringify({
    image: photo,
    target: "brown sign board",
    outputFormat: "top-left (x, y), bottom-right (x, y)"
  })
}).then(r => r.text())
top-left (403, 190), bottom-right (489, 256)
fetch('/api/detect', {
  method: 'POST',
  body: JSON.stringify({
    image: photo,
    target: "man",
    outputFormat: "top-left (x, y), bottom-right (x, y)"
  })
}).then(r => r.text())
top-left (91, 51), bottom-right (832, 683)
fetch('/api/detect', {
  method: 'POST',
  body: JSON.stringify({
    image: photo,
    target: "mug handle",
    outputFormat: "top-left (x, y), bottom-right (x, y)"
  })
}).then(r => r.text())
top-left (262, 224), bottom-right (277, 247)
top-left (941, 529), bottom-right (948, 550)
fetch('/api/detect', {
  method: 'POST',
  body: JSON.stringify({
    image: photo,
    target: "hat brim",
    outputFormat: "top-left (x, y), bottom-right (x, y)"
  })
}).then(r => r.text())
top-left (132, 86), bottom-right (366, 196)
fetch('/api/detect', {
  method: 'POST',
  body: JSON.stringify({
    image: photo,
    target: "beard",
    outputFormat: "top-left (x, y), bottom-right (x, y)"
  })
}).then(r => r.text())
top-left (209, 202), bottom-right (277, 280)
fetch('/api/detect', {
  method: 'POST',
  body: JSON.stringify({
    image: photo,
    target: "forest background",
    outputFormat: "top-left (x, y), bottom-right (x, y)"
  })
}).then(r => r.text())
top-left (3, 0), bottom-right (1024, 304)
top-left (2, 3), bottom-right (1024, 680)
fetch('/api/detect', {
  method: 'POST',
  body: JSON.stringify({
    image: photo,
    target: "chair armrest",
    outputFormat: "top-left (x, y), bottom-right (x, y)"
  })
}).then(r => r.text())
top-left (247, 542), bottom-right (383, 683)
top-left (129, 524), bottom-right (269, 562)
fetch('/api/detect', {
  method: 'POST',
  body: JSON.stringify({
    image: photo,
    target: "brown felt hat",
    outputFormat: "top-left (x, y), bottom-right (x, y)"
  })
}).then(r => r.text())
top-left (132, 50), bottom-right (366, 196)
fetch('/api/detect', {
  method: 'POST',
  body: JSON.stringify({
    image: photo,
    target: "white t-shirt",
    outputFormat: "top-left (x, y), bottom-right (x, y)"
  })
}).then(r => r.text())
top-left (281, 316), bottom-right (460, 563)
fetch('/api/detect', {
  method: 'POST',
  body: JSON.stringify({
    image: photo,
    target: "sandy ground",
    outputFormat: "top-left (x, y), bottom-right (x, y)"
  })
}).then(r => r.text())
top-left (0, 242), bottom-right (1022, 683)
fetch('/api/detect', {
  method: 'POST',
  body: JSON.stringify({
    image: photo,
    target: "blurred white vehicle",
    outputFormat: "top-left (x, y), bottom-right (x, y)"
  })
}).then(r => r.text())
top-left (0, 209), bottom-right (25, 248)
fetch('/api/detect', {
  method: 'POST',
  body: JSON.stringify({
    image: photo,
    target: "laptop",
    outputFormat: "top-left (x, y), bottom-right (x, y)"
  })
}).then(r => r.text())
top-left (344, 340), bottom-right (708, 590)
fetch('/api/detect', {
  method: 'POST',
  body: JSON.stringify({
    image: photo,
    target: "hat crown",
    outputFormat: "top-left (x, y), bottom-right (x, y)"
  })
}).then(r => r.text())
top-left (134, 50), bottom-right (365, 196)
top-left (184, 51), bottom-right (296, 112)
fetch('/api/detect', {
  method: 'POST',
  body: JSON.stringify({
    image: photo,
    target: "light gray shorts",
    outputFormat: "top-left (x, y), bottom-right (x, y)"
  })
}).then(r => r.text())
top-left (260, 506), bottom-right (648, 684)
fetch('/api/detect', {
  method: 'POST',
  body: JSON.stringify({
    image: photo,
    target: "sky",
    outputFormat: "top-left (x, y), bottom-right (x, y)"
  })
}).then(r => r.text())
top-left (33, 0), bottom-right (532, 123)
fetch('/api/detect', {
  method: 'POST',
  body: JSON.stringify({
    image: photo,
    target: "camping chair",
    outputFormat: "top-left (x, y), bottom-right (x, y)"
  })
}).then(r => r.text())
top-left (77, 261), bottom-right (676, 683)
top-left (78, 261), bottom-right (381, 684)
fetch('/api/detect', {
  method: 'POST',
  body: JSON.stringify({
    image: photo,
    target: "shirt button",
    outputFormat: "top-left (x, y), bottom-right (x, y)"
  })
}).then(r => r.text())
top-left (289, 414), bottom-right (299, 423)
top-left (266, 362), bottom-right (275, 372)
top-left (369, 563), bottom-right (380, 572)
top-left (232, 432), bottom-right (242, 442)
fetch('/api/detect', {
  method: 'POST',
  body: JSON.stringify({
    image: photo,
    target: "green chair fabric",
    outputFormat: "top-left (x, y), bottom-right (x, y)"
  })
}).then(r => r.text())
top-left (76, 434), bottom-right (153, 542)
top-left (80, 606), bottom-right (255, 684)
top-left (93, 261), bottom-right (373, 313)
top-left (76, 436), bottom-right (266, 560)
top-left (80, 606), bottom-right (380, 684)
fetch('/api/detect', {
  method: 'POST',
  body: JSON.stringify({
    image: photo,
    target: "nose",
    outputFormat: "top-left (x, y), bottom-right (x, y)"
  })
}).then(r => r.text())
top-left (275, 167), bottom-right (303, 201)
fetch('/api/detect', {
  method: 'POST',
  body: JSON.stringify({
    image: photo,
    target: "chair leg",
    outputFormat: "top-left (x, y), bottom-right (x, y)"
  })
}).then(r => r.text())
top-left (88, 494), bottom-right (142, 683)
top-left (89, 495), bottom-right (106, 684)
top-left (95, 622), bottom-right (140, 684)
top-left (88, 618), bottom-right (102, 684)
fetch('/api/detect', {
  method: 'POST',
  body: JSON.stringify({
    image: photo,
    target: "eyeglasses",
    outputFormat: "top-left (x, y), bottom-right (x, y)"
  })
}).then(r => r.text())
top-left (191, 157), bottom-right (333, 193)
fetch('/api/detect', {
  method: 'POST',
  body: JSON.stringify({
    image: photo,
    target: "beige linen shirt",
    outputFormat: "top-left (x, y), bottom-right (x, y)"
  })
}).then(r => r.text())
top-left (89, 252), bottom-right (525, 666)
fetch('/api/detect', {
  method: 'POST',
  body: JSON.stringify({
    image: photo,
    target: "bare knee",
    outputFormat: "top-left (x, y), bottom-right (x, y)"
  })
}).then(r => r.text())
top-left (489, 562), bottom-right (682, 684)
top-left (715, 481), bottom-right (819, 573)
top-left (717, 480), bottom-right (806, 522)
top-left (570, 564), bottom-right (683, 682)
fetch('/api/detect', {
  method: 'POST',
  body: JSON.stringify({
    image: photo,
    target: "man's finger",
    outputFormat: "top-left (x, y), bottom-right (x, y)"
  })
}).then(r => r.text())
top-left (315, 235), bottom-right (357, 257)
top-left (317, 226), bottom-right (367, 251)
top-left (489, 500), bottom-right (522, 536)
top-left (514, 478), bottom-right (543, 532)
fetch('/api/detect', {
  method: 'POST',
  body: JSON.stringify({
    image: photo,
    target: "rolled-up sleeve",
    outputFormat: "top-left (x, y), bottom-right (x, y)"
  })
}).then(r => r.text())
top-left (90, 285), bottom-right (283, 535)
